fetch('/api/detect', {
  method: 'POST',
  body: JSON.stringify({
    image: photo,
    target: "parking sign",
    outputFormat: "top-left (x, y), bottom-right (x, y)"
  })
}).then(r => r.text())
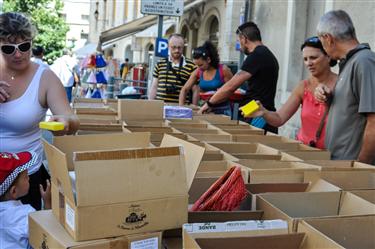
top-left (155, 37), bottom-right (169, 58)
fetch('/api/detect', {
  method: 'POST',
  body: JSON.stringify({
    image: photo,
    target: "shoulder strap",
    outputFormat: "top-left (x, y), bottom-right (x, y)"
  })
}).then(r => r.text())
top-left (219, 64), bottom-right (224, 83)
top-left (314, 99), bottom-right (332, 143)
top-left (196, 68), bottom-right (203, 80)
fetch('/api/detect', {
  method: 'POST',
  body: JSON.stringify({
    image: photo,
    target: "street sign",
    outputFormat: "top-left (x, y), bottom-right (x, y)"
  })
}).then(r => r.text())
top-left (141, 0), bottom-right (184, 17)
top-left (155, 37), bottom-right (169, 58)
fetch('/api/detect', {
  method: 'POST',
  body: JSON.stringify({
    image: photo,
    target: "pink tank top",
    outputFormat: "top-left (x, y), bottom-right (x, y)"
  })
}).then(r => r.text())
top-left (296, 81), bottom-right (328, 149)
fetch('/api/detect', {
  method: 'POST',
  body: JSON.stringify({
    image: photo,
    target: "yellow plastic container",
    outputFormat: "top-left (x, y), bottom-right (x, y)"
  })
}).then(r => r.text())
top-left (239, 100), bottom-right (260, 117)
top-left (39, 121), bottom-right (65, 131)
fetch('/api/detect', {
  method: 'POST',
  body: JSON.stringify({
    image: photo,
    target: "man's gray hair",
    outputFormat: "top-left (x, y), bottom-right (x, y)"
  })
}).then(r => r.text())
top-left (317, 10), bottom-right (356, 41)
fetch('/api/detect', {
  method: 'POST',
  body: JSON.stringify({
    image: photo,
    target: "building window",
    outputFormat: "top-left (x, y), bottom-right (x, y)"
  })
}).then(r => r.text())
top-left (208, 17), bottom-right (219, 48)
top-left (81, 33), bottom-right (89, 40)
top-left (81, 14), bottom-right (89, 21)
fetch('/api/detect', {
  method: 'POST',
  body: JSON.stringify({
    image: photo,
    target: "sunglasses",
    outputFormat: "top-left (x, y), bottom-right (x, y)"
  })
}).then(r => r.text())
top-left (192, 48), bottom-right (206, 58)
top-left (305, 36), bottom-right (320, 44)
top-left (1, 41), bottom-right (32, 55)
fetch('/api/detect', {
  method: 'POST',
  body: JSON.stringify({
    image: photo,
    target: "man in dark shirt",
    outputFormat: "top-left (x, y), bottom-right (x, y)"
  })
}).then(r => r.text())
top-left (199, 21), bottom-right (279, 133)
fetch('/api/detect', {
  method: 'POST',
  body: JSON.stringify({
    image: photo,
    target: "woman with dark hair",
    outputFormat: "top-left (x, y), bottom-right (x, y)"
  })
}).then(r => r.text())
top-left (245, 36), bottom-right (337, 149)
top-left (179, 41), bottom-right (233, 115)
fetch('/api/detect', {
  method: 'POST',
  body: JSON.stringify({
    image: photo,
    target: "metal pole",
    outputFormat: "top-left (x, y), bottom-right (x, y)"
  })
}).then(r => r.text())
top-left (148, 15), bottom-right (164, 96)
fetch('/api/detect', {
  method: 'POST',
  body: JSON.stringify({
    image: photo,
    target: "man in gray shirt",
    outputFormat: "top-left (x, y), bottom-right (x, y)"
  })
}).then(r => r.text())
top-left (315, 10), bottom-right (375, 164)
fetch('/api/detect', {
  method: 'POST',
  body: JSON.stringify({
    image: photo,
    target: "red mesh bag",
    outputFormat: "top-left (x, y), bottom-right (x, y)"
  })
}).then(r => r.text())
top-left (190, 166), bottom-right (247, 211)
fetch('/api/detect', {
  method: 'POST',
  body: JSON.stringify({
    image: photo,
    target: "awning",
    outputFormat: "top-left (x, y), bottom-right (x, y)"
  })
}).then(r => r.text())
top-left (98, 15), bottom-right (157, 50)
top-left (74, 43), bottom-right (97, 58)
top-left (135, 19), bottom-right (175, 38)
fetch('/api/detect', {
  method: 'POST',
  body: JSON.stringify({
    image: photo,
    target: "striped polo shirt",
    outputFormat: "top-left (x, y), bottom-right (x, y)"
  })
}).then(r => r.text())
top-left (153, 57), bottom-right (196, 103)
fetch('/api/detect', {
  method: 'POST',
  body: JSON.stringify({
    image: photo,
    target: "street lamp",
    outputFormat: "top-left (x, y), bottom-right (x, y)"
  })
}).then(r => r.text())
top-left (94, 2), bottom-right (99, 21)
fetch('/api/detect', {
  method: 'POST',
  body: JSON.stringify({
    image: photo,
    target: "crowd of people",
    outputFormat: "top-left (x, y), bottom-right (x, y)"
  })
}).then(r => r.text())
top-left (0, 8), bottom-right (374, 249)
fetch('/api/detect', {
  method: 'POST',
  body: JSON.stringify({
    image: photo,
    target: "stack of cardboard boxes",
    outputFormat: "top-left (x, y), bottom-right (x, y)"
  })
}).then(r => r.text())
top-left (29, 99), bottom-right (375, 249)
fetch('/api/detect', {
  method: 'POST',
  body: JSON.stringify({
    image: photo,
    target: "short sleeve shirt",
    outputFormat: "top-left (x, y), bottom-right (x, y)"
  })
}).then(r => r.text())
top-left (241, 45), bottom-right (279, 111)
top-left (325, 45), bottom-right (375, 160)
top-left (152, 57), bottom-right (196, 103)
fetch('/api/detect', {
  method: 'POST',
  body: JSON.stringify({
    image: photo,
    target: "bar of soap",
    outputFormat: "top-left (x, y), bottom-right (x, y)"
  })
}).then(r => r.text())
top-left (239, 100), bottom-right (260, 117)
top-left (39, 121), bottom-right (64, 131)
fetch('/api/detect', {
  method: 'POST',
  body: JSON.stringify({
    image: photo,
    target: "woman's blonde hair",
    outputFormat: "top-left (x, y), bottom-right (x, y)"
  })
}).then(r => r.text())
top-left (0, 12), bottom-right (36, 41)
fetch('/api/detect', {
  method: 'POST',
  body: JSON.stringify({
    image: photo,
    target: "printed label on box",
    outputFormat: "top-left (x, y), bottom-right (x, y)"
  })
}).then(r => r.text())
top-left (65, 202), bottom-right (75, 231)
top-left (130, 237), bottom-right (158, 249)
top-left (183, 220), bottom-right (287, 233)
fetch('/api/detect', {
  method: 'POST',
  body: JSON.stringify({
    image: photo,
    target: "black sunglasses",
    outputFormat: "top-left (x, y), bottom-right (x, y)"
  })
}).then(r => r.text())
top-left (192, 48), bottom-right (206, 58)
top-left (305, 36), bottom-right (320, 44)
top-left (1, 41), bottom-right (32, 55)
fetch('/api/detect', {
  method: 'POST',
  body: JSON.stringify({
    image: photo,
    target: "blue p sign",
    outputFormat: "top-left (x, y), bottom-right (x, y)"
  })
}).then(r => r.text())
top-left (155, 38), bottom-right (169, 58)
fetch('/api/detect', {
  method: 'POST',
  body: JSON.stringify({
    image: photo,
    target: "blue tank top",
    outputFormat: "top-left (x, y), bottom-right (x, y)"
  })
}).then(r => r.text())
top-left (199, 68), bottom-right (223, 92)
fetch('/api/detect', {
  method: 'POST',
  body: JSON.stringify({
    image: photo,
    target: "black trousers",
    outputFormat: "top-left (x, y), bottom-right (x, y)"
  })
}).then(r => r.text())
top-left (20, 165), bottom-right (50, 210)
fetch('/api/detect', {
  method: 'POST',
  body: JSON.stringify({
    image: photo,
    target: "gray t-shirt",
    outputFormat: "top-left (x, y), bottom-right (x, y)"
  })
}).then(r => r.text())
top-left (325, 45), bottom-right (375, 160)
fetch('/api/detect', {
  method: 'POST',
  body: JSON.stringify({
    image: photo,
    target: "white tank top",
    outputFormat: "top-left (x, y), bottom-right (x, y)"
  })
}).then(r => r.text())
top-left (0, 66), bottom-right (47, 174)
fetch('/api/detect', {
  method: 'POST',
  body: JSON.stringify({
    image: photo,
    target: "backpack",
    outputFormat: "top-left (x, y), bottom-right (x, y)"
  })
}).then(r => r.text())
top-left (196, 64), bottom-right (225, 83)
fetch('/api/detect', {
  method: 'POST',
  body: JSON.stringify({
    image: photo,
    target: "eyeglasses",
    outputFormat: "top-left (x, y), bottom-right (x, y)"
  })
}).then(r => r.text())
top-left (0, 41), bottom-right (32, 55)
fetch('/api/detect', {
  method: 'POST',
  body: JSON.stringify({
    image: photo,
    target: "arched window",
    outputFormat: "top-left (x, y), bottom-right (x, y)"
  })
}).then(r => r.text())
top-left (181, 25), bottom-right (189, 56)
top-left (208, 17), bottom-right (219, 48)
top-left (124, 45), bottom-right (133, 62)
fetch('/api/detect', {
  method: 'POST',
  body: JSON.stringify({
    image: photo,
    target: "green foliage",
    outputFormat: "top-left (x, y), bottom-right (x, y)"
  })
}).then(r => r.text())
top-left (3, 0), bottom-right (69, 64)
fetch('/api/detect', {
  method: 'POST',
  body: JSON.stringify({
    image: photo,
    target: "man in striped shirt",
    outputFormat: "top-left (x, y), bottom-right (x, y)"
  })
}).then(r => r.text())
top-left (149, 33), bottom-right (197, 103)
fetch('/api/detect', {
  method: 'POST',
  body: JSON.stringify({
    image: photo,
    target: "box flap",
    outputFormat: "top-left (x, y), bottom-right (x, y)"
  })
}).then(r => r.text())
top-left (118, 99), bottom-right (164, 121)
top-left (297, 221), bottom-right (345, 249)
top-left (302, 216), bottom-right (375, 249)
top-left (53, 133), bottom-right (151, 171)
top-left (43, 140), bottom-right (75, 204)
top-left (350, 190), bottom-right (375, 204)
top-left (338, 191), bottom-right (375, 215)
top-left (259, 192), bottom-right (342, 218)
top-left (73, 147), bottom-right (187, 206)
top-left (194, 233), bottom-right (305, 249)
top-left (161, 134), bottom-right (205, 190)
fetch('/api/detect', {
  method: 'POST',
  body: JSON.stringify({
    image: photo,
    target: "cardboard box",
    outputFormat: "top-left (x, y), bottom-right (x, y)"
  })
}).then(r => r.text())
top-left (232, 134), bottom-right (299, 143)
top-left (163, 208), bottom-right (264, 249)
top-left (283, 150), bottom-right (331, 160)
top-left (184, 233), bottom-right (306, 249)
top-left (317, 170), bottom-right (375, 190)
top-left (208, 142), bottom-right (281, 160)
top-left (182, 220), bottom-right (289, 249)
top-left (44, 133), bottom-right (204, 241)
top-left (298, 215), bottom-right (375, 249)
top-left (257, 191), bottom-right (375, 232)
top-left (237, 160), bottom-right (321, 184)
top-left (305, 160), bottom-right (375, 171)
top-left (188, 134), bottom-right (232, 142)
top-left (350, 190), bottom-right (375, 204)
top-left (118, 99), bottom-right (164, 125)
top-left (29, 210), bottom-right (162, 249)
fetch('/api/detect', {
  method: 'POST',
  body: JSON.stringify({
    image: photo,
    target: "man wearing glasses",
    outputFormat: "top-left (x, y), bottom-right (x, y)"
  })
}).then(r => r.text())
top-left (315, 10), bottom-right (375, 164)
top-left (149, 33), bottom-right (197, 103)
top-left (198, 21), bottom-right (279, 134)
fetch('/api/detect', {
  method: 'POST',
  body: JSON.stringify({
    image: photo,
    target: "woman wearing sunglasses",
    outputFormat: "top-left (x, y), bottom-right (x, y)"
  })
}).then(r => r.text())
top-left (244, 37), bottom-right (337, 149)
top-left (178, 41), bottom-right (233, 115)
top-left (0, 12), bottom-right (79, 209)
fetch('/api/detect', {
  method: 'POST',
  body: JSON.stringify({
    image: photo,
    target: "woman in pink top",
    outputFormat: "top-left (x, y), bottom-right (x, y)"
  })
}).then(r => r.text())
top-left (247, 37), bottom-right (337, 149)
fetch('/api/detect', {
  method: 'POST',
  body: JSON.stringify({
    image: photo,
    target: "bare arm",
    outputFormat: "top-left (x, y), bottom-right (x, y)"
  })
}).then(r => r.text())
top-left (198, 70), bottom-right (251, 114)
top-left (262, 81), bottom-right (304, 127)
top-left (191, 84), bottom-right (200, 106)
top-left (179, 69), bottom-right (198, 105)
top-left (357, 113), bottom-right (375, 164)
top-left (149, 78), bottom-right (159, 100)
top-left (222, 65), bottom-right (234, 83)
top-left (41, 70), bottom-right (79, 135)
